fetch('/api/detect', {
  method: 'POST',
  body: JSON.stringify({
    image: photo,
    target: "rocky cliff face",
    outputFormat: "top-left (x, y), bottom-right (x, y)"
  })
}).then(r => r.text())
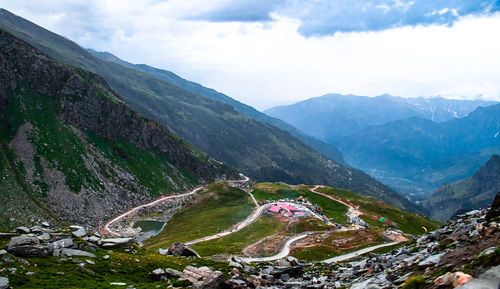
top-left (425, 155), bottom-right (500, 221)
top-left (0, 29), bottom-right (237, 229)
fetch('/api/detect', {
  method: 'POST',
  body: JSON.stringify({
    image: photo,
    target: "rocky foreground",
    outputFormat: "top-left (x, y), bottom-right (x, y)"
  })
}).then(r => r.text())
top-left (1, 194), bottom-right (499, 288)
top-left (148, 200), bottom-right (500, 289)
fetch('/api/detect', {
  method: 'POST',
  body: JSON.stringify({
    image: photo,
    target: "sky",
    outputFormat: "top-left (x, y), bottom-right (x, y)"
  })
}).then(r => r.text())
top-left (1, 0), bottom-right (499, 110)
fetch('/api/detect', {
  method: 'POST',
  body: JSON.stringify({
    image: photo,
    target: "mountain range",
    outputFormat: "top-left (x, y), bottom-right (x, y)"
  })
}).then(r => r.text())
top-left (266, 93), bottom-right (500, 194)
top-left (0, 8), bottom-right (417, 220)
top-left (337, 104), bottom-right (500, 194)
top-left (424, 155), bottom-right (500, 221)
top-left (265, 93), bottom-right (497, 143)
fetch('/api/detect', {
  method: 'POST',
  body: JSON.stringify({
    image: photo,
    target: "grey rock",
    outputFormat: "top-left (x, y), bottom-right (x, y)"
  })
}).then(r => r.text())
top-left (8, 245), bottom-right (50, 257)
top-left (0, 249), bottom-right (7, 255)
top-left (0, 276), bottom-right (8, 289)
top-left (418, 252), bottom-right (445, 267)
top-left (37, 233), bottom-right (51, 242)
top-left (167, 242), bottom-right (200, 258)
top-left (87, 236), bottom-right (100, 243)
top-left (72, 227), bottom-right (87, 238)
top-left (8, 236), bottom-right (39, 249)
top-left (164, 268), bottom-right (183, 278)
top-left (49, 238), bottom-right (73, 251)
top-left (103, 255), bottom-right (110, 260)
top-left (229, 260), bottom-right (243, 268)
top-left (455, 265), bottom-right (500, 289)
top-left (158, 248), bottom-right (167, 255)
top-left (228, 278), bottom-right (246, 287)
top-left (41, 222), bottom-right (50, 227)
top-left (61, 248), bottom-right (96, 258)
top-left (280, 273), bottom-right (291, 281)
top-left (180, 266), bottom-right (225, 289)
top-left (478, 247), bottom-right (498, 257)
top-left (101, 238), bottom-right (132, 248)
top-left (15, 226), bottom-right (30, 234)
top-left (151, 268), bottom-right (165, 280)
top-left (29, 226), bottom-right (44, 233)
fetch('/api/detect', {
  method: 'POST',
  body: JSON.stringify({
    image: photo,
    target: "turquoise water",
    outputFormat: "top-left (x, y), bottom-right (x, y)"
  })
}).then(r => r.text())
top-left (133, 220), bottom-right (165, 242)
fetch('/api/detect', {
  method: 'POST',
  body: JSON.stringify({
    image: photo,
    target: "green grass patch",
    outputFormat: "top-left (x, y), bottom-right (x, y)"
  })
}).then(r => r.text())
top-left (1, 243), bottom-right (231, 289)
top-left (192, 215), bottom-right (287, 256)
top-left (313, 186), bottom-right (441, 235)
top-left (145, 182), bottom-right (254, 250)
top-left (292, 228), bottom-right (385, 261)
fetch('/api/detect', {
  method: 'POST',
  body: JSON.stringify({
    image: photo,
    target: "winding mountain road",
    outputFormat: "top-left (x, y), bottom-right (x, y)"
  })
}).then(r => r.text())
top-left (240, 232), bottom-right (313, 263)
top-left (185, 203), bottom-right (270, 245)
top-left (321, 241), bottom-right (399, 264)
top-left (103, 186), bottom-right (203, 237)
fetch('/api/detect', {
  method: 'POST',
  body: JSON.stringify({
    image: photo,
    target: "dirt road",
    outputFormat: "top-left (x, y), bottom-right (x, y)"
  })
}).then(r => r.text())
top-left (240, 232), bottom-right (313, 263)
top-left (185, 203), bottom-right (271, 245)
top-left (103, 186), bottom-right (203, 237)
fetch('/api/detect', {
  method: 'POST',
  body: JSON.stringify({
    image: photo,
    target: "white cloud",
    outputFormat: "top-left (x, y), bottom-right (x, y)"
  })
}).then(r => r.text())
top-left (0, 1), bottom-right (499, 110)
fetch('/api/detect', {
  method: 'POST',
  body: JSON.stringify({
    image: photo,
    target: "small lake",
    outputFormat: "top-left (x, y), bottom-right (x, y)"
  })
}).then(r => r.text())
top-left (133, 220), bottom-right (165, 242)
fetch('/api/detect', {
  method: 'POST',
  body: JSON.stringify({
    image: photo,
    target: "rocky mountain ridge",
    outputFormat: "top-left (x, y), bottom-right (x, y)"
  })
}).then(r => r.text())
top-left (0, 28), bottom-right (236, 230)
top-left (424, 155), bottom-right (500, 221)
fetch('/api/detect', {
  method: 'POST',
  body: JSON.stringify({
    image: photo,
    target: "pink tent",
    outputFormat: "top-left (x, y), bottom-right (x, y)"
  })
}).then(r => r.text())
top-left (268, 205), bottom-right (281, 214)
top-left (278, 203), bottom-right (297, 211)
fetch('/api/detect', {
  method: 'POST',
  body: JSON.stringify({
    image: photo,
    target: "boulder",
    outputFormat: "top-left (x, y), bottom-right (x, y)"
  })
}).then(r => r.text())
top-left (8, 245), bottom-right (50, 257)
top-left (158, 248), bottom-right (167, 255)
top-left (229, 260), bottom-right (243, 268)
top-left (434, 272), bottom-right (473, 287)
top-left (47, 238), bottom-right (74, 253)
top-left (180, 266), bottom-right (226, 289)
top-left (151, 268), bottom-right (165, 280)
top-left (8, 236), bottom-right (39, 249)
top-left (41, 222), bottom-right (50, 228)
top-left (167, 242), bottom-right (200, 258)
top-left (101, 238), bottom-right (132, 248)
top-left (15, 226), bottom-right (30, 234)
top-left (61, 248), bottom-right (96, 258)
top-left (164, 268), bottom-right (183, 278)
top-left (418, 253), bottom-right (445, 268)
top-left (72, 227), bottom-right (87, 238)
top-left (485, 192), bottom-right (500, 222)
top-left (0, 277), bottom-right (8, 289)
top-left (455, 265), bottom-right (500, 289)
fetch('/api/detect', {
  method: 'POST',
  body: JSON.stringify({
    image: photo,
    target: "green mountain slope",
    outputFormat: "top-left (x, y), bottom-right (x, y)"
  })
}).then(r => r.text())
top-left (0, 9), bottom-right (414, 212)
top-left (0, 28), bottom-right (236, 229)
top-left (424, 155), bottom-right (500, 221)
top-left (87, 49), bottom-right (346, 165)
top-left (336, 105), bottom-right (500, 194)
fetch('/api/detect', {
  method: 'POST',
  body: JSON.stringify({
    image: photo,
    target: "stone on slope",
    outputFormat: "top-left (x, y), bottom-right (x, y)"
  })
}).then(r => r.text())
top-left (180, 266), bottom-right (225, 289)
top-left (8, 236), bottom-right (39, 249)
top-left (71, 227), bottom-right (87, 238)
top-left (15, 226), bottom-right (30, 234)
top-left (485, 192), bottom-right (500, 222)
top-left (455, 265), bottom-right (500, 289)
top-left (167, 242), bottom-right (200, 258)
top-left (418, 252), bottom-right (445, 267)
top-left (0, 277), bottom-right (8, 289)
top-left (61, 248), bottom-right (96, 258)
top-left (434, 272), bottom-right (473, 287)
top-left (101, 238), bottom-right (132, 247)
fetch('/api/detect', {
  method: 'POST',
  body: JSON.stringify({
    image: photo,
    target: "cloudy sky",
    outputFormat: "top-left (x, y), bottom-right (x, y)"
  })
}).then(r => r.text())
top-left (1, 0), bottom-right (499, 110)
